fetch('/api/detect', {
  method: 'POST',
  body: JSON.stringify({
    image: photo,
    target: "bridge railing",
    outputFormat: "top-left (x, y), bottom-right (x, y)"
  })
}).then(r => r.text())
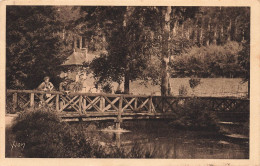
top-left (6, 89), bottom-right (249, 115)
top-left (6, 90), bottom-right (156, 115)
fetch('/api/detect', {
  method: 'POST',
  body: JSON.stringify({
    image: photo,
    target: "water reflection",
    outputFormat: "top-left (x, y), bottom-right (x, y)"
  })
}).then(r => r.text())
top-left (84, 121), bottom-right (249, 159)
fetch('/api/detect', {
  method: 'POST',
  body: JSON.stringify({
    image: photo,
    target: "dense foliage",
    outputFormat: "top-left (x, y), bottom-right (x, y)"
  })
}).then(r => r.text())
top-left (6, 6), bottom-right (250, 93)
top-left (171, 41), bottom-right (244, 78)
top-left (168, 98), bottom-right (220, 131)
top-left (6, 6), bottom-right (70, 89)
top-left (12, 108), bottom-right (96, 157)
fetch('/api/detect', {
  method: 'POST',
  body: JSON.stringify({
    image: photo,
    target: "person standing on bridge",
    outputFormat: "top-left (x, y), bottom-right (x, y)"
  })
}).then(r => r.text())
top-left (37, 76), bottom-right (54, 104)
top-left (37, 76), bottom-right (54, 91)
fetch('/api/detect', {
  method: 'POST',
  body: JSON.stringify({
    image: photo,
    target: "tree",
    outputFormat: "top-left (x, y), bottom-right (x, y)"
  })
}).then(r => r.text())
top-left (160, 6), bottom-right (172, 96)
top-left (83, 7), bottom-right (160, 93)
top-left (170, 41), bottom-right (244, 78)
top-left (76, 7), bottom-right (250, 94)
top-left (6, 6), bottom-right (69, 89)
top-left (84, 7), bottom-right (200, 94)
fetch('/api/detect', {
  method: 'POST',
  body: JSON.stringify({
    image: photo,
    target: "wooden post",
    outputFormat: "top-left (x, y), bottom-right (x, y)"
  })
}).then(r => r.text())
top-left (148, 96), bottom-right (152, 113)
top-left (83, 98), bottom-right (86, 111)
top-left (56, 94), bottom-right (59, 112)
top-left (115, 133), bottom-right (121, 148)
top-left (30, 93), bottom-right (34, 107)
top-left (115, 95), bottom-right (123, 130)
top-left (12, 93), bottom-right (18, 113)
top-left (79, 95), bottom-right (82, 114)
top-left (134, 97), bottom-right (138, 111)
top-left (162, 96), bottom-right (165, 113)
top-left (99, 96), bottom-right (105, 112)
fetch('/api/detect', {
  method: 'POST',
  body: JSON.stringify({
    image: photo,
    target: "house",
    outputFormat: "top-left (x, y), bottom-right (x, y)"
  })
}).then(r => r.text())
top-left (59, 36), bottom-right (120, 93)
top-left (60, 48), bottom-right (101, 92)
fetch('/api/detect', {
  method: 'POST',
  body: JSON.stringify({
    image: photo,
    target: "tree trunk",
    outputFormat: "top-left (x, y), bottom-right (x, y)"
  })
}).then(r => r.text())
top-left (123, 7), bottom-right (131, 94)
top-left (199, 17), bottom-right (203, 46)
top-left (124, 73), bottom-right (130, 94)
top-left (206, 18), bottom-right (211, 46)
top-left (172, 20), bottom-right (177, 36)
top-left (161, 6), bottom-right (171, 96)
top-left (193, 18), bottom-right (198, 44)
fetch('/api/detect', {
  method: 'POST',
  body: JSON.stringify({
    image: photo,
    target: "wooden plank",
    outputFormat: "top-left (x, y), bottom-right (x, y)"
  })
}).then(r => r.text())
top-left (83, 96), bottom-right (100, 110)
top-left (137, 98), bottom-right (149, 110)
top-left (65, 96), bottom-right (80, 110)
top-left (100, 96), bottom-right (105, 112)
top-left (83, 98), bottom-right (86, 110)
top-left (101, 96), bottom-right (120, 111)
top-left (59, 96), bottom-right (79, 112)
top-left (83, 96), bottom-right (101, 112)
top-left (116, 96), bottom-right (123, 129)
top-left (103, 96), bottom-right (119, 111)
top-left (134, 97), bottom-right (138, 110)
top-left (18, 94), bottom-right (28, 103)
top-left (151, 102), bottom-right (156, 113)
top-left (82, 117), bottom-right (117, 121)
top-left (58, 112), bottom-right (118, 117)
top-left (122, 98), bottom-right (135, 111)
top-left (7, 89), bottom-right (63, 95)
top-left (79, 95), bottom-right (82, 114)
top-left (21, 101), bottom-right (30, 109)
top-left (148, 96), bottom-right (152, 113)
top-left (6, 89), bottom-right (249, 101)
top-left (45, 95), bottom-right (56, 103)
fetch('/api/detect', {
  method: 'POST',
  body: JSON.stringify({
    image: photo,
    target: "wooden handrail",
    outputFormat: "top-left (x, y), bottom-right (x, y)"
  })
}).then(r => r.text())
top-left (7, 89), bottom-right (63, 95)
top-left (6, 89), bottom-right (249, 100)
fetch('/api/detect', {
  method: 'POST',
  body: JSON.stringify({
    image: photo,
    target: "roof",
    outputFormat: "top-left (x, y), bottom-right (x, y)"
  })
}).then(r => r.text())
top-left (62, 52), bottom-right (86, 66)
top-left (62, 50), bottom-right (102, 66)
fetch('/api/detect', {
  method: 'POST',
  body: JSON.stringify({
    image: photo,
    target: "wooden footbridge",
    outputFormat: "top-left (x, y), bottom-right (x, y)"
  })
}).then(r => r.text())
top-left (6, 90), bottom-right (249, 128)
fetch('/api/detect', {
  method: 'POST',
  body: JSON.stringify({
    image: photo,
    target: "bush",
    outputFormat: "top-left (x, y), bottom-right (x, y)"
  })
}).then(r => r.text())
top-left (189, 78), bottom-right (201, 89)
top-left (171, 41), bottom-right (243, 78)
top-left (11, 107), bottom-right (105, 158)
top-left (169, 98), bottom-right (220, 131)
top-left (10, 107), bottom-right (154, 158)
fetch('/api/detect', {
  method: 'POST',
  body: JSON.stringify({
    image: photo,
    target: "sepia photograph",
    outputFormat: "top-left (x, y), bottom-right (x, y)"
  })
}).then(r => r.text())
top-left (1, 1), bottom-right (259, 165)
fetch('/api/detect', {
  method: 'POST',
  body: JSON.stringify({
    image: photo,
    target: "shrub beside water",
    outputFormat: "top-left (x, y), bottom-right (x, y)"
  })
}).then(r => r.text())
top-left (10, 107), bottom-right (153, 158)
top-left (11, 107), bottom-right (105, 158)
top-left (169, 98), bottom-right (220, 131)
